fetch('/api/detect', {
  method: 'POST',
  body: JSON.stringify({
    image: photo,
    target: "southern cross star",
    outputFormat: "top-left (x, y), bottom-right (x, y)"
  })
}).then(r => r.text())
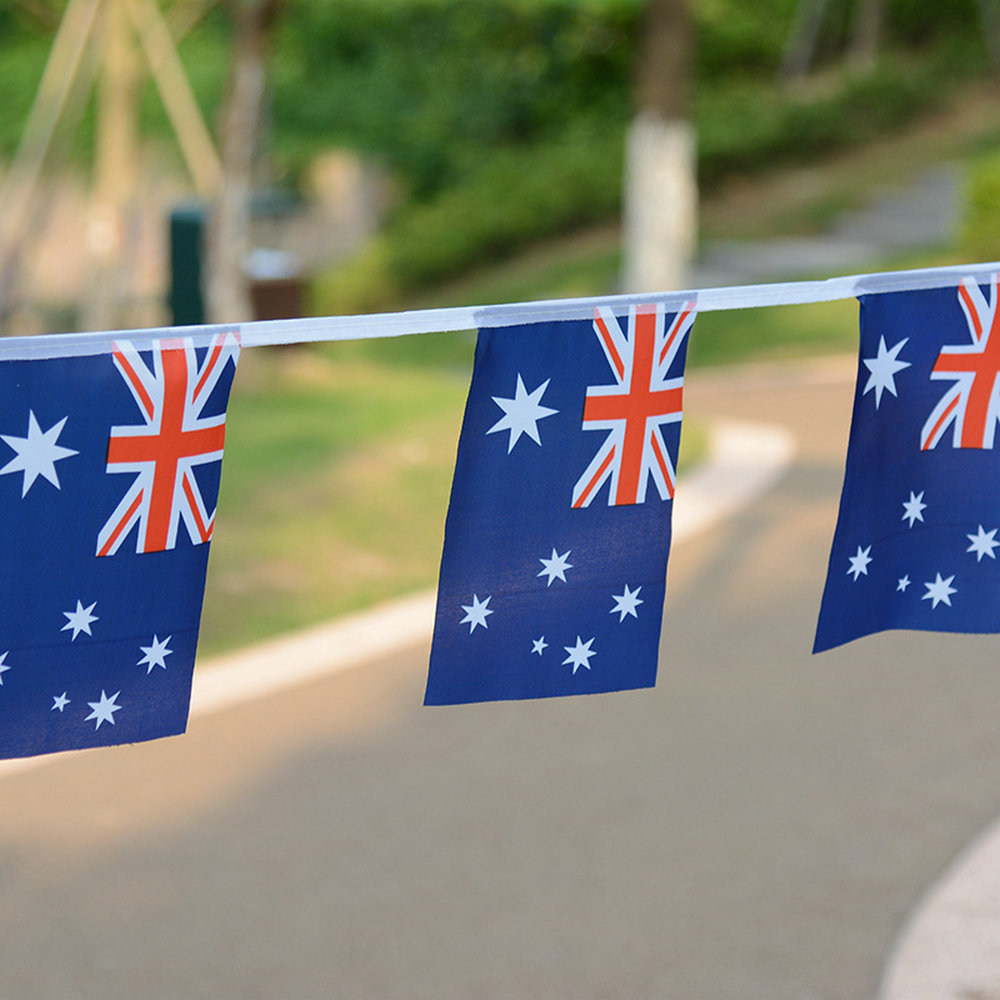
top-left (62, 600), bottom-right (98, 640)
top-left (138, 635), bottom-right (173, 673)
top-left (460, 594), bottom-right (493, 633)
top-left (901, 491), bottom-right (926, 528)
top-left (610, 584), bottom-right (643, 622)
top-left (0, 411), bottom-right (78, 497)
top-left (922, 573), bottom-right (957, 609)
top-left (862, 336), bottom-right (910, 408)
top-left (531, 636), bottom-right (548, 655)
top-left (538, 548), bottom-right (572, 586)
top-left (847, 545), bottom-right (872, 581)
top-left (85, 690), bottom-right (121, 729)
top-left (487, 374), bottom-right (558, 453)
top-left (562, 636), bottom-right (596, 674)
top-left (967, 525), bottom-right (1000, 562)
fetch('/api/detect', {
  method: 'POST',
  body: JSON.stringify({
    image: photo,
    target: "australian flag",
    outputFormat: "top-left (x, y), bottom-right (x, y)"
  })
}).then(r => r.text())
top-left (425, 301), bottom-right (695, 704)
top-left (0, 332), bottom-right (239, 758)
top-left (815, 275), bottom-right (1000, 651)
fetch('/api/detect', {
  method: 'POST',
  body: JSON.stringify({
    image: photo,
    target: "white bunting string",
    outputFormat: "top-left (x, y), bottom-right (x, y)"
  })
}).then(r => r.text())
top-left (2, 259), bottom-right (998, 362)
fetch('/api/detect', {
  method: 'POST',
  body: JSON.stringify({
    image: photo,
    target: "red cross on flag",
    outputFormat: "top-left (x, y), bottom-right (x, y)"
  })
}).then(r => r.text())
top-left (572, 302), bottom-right (695, 507)
top-left (97, 332), bottom-right (241, 556)
top-left (921, 275), bottom-right (1000, 450)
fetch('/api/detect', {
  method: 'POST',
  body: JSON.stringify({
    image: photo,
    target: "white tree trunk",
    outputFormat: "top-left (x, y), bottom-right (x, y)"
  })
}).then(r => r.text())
top-left (622, 111), bottom-right (697, 294)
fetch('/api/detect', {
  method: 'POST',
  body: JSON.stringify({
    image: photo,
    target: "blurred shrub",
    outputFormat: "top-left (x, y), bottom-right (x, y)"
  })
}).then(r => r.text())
top-left (961, 151), bottom-right (1000, 261)
top-left (315, 43), bottom-right (985, 314)
top-left (697, 50), bottom-right (968, 187)
top-left (272, 0), bottom-right (635, 197)
top-left (695, 0), bottom-right (799, 78)
top-left (313, 122), bottom-right (623, 313)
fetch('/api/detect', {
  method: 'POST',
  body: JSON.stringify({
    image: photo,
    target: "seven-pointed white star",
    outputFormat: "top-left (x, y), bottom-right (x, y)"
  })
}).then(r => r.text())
top-left (460, 594), bottom-right (493, 633)
top-left (897, 575), bottom-right (911, 592)
top-left (62, 600), bottom-right (98, 640)
top-left (51, 692), bottom-right (70, 712)
top-left (85, 689), bottom-right (121, 729)
top-left (0, 651), bottom-right (9, 685)
top-left (0, 411), bottom-right (77, 497)
top-left (862, 336), bottom-right (910, 408)
top-left (531, 636), bottom-right (548, 655)
top-left (847, 545), bottom-right (872, 581)
top-left (538, 548), bottom-right (573, 586)
top-left (138, 634), bottom-right (173, 673)
top-left (487, 375), bottom-right (558, 453)
top-left (610, 584), bottom-right (643, 622)
top-left (901, 490), bottom-right (927, 528)
top-left (562, 636), bottom-right (596, 674)
top-left (922, 573), bottom-right (957, 609)
top-left (967, 525), bottom-right (1000, 562)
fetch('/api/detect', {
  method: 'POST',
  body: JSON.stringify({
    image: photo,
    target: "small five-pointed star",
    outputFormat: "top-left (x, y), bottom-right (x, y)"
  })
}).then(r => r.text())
top-left (487, 374), bottom-right (558, 452)
top-left (0, 651), bottom-right (10, 685)
top-left (0, 411), bottom-right (78, 496)
top-left (538, 548), bottom-right (572, 586)
top-left (460, 594), bottom-right (493, 633)
top-left (897, 575), bottom-right (911, 592)
top-left (862, 336), bottom-right (910, 408)
top-left (531, 636), bottom-right (548, 656)
top-left (967, 525), bottom-right (999, 562)
top-left (138, 634), bottom-right (173, 673)
top-left (901, 490), bottom-right (926, 528)
top-left (85, 690), bottom-right (122, 729)
top-left (847, 544), bottom-right (872, 581)
top-left (62, 600), bottom-right (98, 640)
top-left (562, 636), bottom-right (596, 674)
top-left (922, 573), bottom-right (957, 609)
top-left (51, 692), bottom-right (70, 712)
top-left (610, 584), bottom-right (643, 622)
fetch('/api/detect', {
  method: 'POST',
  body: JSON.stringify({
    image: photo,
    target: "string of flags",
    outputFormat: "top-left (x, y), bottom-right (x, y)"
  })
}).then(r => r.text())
top-left (1, 261), bottom-right (998, 758)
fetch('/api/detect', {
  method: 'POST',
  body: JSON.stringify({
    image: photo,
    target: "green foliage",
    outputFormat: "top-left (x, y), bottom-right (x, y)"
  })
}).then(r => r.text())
top-left (315, 40), bottom-right (986, 314)
top-left (313, 121), bottom-right (623, 313)
top-left (0, 1), bottom-right (231, 162)
top-left (961, 150), bottom-right (1000, 261)
top-left (886, 0), bottom-right (985, 46)
top-left (696, 51), bottom-right (973, 187)
top-left (695, 0), bottom-right (799, 78)
top-left (0, 28), bottom-right (49, 154)
top-left (272, 0), bottom-right (635, 196)
top-left (689, 298), bottom-right (860, 367)
top-left (1, 0), bottom-right (995, 315)
top-left (200, 347), bottom-right (469, 652)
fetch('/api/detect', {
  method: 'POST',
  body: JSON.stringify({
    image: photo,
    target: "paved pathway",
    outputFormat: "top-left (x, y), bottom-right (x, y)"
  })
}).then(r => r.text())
top-left (4, 358), bottom-right (1000, 998)
top-left (694, 164), bottom-right (961, 287)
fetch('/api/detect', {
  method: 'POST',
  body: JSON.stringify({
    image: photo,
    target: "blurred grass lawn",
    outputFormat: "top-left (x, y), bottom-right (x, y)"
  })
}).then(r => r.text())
top-left (200, 341), bottom-right (470, 654)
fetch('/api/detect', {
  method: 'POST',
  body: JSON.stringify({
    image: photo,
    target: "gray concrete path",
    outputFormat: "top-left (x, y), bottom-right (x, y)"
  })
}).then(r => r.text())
top-left (694, 164), bottom-right (962, 287)
top-left (4, 358), bottom-right (1000, 999)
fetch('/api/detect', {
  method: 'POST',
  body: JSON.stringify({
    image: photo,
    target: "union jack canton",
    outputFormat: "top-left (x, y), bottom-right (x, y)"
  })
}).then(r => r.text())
top-left (99, 332), bottom-right (240, 556)
top-left (573, 303), bottom-right (692, 508)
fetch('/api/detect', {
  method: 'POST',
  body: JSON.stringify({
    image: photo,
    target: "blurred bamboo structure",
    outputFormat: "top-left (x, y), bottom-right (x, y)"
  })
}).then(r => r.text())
top-left (0, 0), bottom-right (222, 333)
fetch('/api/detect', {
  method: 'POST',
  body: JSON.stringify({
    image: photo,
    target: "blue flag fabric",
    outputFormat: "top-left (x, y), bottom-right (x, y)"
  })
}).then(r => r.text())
top-left (425, 303), bottom-right (695, 704)
top-left (0, 332), bottom-right (239, 758)
top-left (815, 276), bottom-right (1000, 652)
